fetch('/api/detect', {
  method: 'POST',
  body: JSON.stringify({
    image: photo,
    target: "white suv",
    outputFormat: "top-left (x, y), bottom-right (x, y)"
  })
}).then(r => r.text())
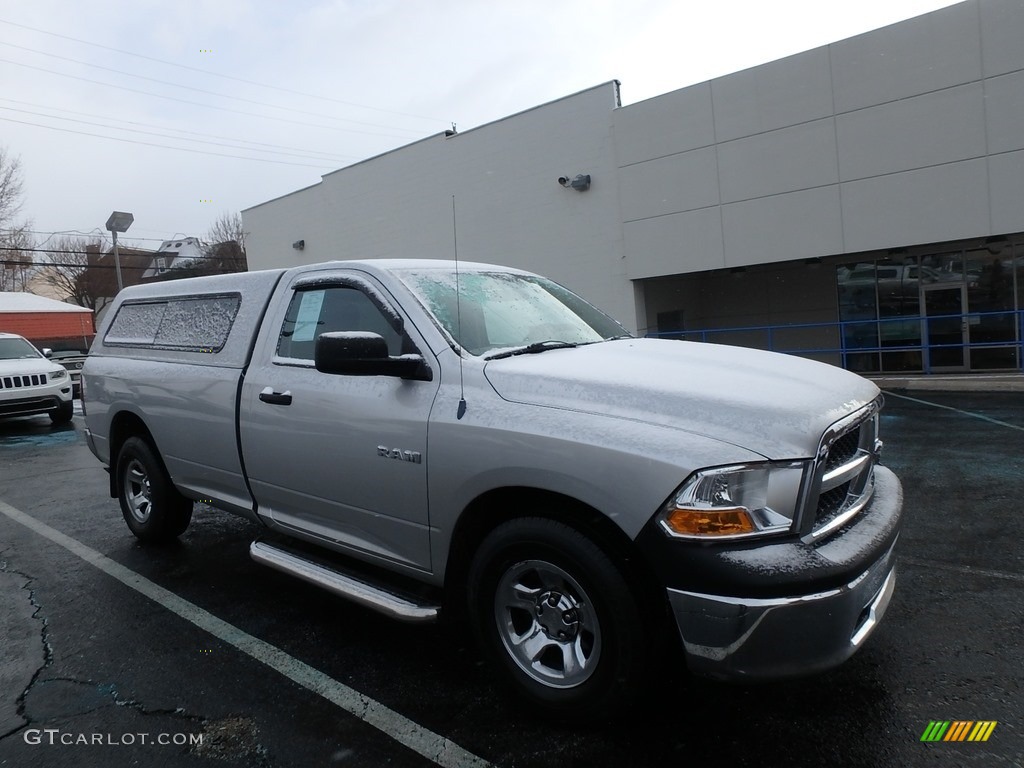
top-left (0, 332), bottom-right (74, 423)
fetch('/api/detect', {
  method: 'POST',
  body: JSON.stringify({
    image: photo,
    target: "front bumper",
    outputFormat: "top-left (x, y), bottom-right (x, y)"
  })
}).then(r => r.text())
top-left (655, 465), bottom-right (902, 681)
top-left (668, 540), bottom-right (896, 680)
top-left (0, 386), bottom-right (73, 418)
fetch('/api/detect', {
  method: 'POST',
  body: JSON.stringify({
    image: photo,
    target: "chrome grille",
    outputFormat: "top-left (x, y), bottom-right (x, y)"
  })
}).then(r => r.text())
top-left (0, 373), bottom-right (48, 390)
top-left (823, 427), bottom-right (861, 472)
top-left (807, 401), bottom-right (881, 541)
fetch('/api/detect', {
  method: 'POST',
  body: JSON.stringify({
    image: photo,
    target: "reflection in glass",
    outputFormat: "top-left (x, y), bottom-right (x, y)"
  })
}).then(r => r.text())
top-left (877, 256), bottom-right (923, 372)
top-left (924, 286), bottom-right (966, 369)
top-left (964, 247), bottom-right (1018, 369)
top-left (836, 262), bottom-right (879, 372)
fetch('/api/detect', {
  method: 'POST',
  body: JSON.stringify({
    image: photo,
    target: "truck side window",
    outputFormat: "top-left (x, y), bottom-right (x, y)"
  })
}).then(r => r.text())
top-left (277, 286), bottom-right (405, 361)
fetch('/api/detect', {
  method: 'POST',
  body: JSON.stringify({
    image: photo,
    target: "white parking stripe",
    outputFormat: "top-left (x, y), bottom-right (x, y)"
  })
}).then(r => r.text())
top-left (0, 499), bottom-right (491, 768)
top-left (885, 391), bottom-right (1024, 433)
top-left (900, 555), bottom-right (1024, 583)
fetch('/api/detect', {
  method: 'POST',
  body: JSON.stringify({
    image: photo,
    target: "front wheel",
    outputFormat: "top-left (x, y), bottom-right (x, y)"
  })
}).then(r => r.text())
top-left (116, 436), bottom-right (192, 543)
top-left (49, 399), bottom-right (73, 424)
top-left (468, 517), bottom-right (654, 721)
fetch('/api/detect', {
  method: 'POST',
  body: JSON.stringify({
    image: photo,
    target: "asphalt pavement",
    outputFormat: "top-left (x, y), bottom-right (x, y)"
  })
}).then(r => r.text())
top-left (0, 393), bottom-right (1021, 768)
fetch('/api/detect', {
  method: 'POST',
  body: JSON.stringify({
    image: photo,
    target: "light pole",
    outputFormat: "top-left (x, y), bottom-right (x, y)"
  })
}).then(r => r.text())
top-left (105, 211), bottom-right (134, 292)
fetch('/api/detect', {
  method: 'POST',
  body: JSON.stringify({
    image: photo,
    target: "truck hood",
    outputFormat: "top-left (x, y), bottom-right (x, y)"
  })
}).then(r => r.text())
top-left (483, 338), bottom-right (879, 459)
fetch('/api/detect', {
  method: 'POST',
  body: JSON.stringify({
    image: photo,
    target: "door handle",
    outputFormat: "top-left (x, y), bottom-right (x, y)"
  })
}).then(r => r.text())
top-left (259, 387), bottom-right (292, 406)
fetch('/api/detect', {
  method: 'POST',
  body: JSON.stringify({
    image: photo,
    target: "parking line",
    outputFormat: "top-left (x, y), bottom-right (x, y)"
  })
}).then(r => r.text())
top-left (885, 392), bottom-right (1024, 433)
top-left (0, 499), bottom-right (491, 768)
top-left (900, 555), bottom-right (1024, 583)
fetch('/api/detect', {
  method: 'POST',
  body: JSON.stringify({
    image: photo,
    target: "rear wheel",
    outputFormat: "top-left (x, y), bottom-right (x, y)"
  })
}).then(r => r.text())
top-left (116, 436), bottom-right (192, 543)
top-left (468, 517), bottom-right (653, 722)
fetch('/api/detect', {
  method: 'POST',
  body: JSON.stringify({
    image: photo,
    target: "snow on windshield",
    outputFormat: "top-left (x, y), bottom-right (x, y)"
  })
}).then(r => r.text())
top-left (396, 269), bottom-right (626, 356)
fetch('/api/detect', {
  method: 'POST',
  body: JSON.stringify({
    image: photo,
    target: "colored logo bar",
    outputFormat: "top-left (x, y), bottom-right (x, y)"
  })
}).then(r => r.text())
top-left (920, 721), bottom-right (997, 742)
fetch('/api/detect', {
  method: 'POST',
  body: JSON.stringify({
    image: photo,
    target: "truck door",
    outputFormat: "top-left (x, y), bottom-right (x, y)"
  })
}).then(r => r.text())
top-left (239, 272), bottom-right (440, 571)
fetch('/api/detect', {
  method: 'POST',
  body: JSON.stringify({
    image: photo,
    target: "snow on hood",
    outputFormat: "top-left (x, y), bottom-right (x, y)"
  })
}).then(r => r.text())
top-left (0, 357), bottom-right (62, 375)
top-left (483, 338), bottom-right (879, 459)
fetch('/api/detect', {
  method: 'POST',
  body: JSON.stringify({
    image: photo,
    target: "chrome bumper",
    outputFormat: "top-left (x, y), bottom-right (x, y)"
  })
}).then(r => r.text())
top-left (667, 538), bottom-right (897, 681)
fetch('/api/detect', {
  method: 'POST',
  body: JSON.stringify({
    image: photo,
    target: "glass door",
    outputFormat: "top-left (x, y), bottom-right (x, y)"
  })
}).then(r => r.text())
top-left (923, 284), bottom-right (968, 371)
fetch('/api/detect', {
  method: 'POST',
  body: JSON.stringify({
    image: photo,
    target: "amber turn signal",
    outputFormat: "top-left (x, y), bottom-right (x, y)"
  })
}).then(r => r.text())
top-left (663, 507), bottom-right (756, 536)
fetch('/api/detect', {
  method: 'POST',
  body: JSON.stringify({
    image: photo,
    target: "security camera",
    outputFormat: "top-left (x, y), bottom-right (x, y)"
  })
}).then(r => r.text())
top-left (292, 239), bottom-right (305, 250)
top-left (557, 174), bottom-right (590, 191)
top-left (570, 174), bottom-right (591, 191)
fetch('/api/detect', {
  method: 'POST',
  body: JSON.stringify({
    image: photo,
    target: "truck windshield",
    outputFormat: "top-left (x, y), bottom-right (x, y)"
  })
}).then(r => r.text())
top-left (397, 269), bottom-right (629, 357)
top-left (0, 338), bottom-right (43, 360)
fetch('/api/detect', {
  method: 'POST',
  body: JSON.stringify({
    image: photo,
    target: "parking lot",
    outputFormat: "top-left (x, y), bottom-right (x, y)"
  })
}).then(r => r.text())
top-left (0, 392), bottom-right (1021, 768)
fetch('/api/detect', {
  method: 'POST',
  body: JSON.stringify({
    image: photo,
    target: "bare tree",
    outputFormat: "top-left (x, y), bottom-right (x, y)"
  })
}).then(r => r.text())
top-left (203, 211), bottom-right (248, 273)
top-left (39, 235), bottom-right (109, 309)
top-left (0, 146), bottom-right (36, 292)
top-left (206, 211), bottom-right (246, 250)
top-left (0, 146), bottom-right (26, 229)
top-left (0, 226), bottom-right (34, 291)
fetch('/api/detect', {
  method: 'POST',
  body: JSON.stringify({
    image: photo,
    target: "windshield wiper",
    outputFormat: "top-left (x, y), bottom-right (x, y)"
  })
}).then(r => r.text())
top-left (485, 340), bottom-right (579, 361)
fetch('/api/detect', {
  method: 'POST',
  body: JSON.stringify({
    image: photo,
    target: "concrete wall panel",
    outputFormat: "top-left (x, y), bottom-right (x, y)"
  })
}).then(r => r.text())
top-left (718, 119), bottom-right (838, 203)
top-left (830, 2), bottom-right (982, 113)
top-left (624, 207), bottom-right (724, 280)
top-left (711, 47), bottom-right (834, 142)
top-left (612, 83), bottom-right (715, 166)
top-left (836, 83), bottom-right (986, 181)
top-left (988, 149), bottom-right (1024, 234)
top-left (618, 148), bottom-right (719, 221)
top-left (841, 159), bottom-right (989, 252)
top-left (984, 70), bottom-right (1024, 154)
top-left (722, 186), bottom-right (843, 266)
top-left (979, 0), bottom-right (1024, 78)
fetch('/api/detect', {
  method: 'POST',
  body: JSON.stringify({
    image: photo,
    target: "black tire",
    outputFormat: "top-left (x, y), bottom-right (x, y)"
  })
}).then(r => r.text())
top-left (468, 517), bottom-right (653, 722)
top-left (49, 399), bottom-right (73, 424)
top-left (115, 436), bottom-right (193, 543)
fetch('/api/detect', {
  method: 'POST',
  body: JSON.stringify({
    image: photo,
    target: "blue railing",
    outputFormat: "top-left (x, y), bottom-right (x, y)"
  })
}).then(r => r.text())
top-left (646, 308), bottom-right (1024, 374)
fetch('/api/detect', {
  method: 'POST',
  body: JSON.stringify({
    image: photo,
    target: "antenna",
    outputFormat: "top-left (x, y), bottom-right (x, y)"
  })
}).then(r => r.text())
top-left (452, 196), bottom-right (467, 420)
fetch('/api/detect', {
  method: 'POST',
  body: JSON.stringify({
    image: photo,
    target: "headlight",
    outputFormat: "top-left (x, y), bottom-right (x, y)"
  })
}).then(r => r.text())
top-left (50, 368), bottom-right (67, 380)
top-left (658, 461), bottom-right (809, 539)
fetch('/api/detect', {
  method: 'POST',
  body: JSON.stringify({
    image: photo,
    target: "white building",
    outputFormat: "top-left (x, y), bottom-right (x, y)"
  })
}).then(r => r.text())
top-left (244, 0), bottom-right (1024, 376)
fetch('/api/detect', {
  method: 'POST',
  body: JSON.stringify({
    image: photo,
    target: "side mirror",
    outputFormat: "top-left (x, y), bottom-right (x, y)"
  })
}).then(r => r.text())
top-left (315, 332), bottom-right (431, 380)
top-left (42, 348), bottom-right (53, 358)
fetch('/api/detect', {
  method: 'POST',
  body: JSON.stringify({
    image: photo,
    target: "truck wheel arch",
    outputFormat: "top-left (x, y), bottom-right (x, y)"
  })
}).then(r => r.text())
top-left (444, 487), bottom-right (664, 621)
top-left (107, 411), bottom-right (162, 499)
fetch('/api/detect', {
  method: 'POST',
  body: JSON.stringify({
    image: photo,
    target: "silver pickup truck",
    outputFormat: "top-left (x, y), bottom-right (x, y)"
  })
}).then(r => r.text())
top-left (83, 259), bottom-right (902, 720)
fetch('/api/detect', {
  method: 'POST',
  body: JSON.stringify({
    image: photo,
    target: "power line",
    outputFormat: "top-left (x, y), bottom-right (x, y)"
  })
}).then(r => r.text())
top-left (1, 259), bottom-right (147, 270)
top-left (0, 115), bottom-right (336, 168)
top-left (0, 58), bottom-right (426, 140)
top-left (0, 17), bottom-right (446, 123)
top-left (0, 96), bottom-right (355, 161)
top-left (2, 247), bottom-right (239, 265)
top-left (0, 105), bottom-right (355, 163)
top-left (7, 228), bottom-right (174, 243)
top-left (0, 40), bottom-right (431, 135)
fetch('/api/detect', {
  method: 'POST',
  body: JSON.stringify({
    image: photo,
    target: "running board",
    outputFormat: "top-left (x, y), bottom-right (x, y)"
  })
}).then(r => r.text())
top-left (249, 541), bottom-right (440, 623)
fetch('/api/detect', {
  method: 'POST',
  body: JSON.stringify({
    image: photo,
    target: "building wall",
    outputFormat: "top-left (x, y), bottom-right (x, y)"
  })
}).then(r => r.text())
top-left (244, 0), bottom-right (1024, 348)
top-left (244, 83), bottom-right (637, 329)
top-left (617, 0), bottom-right (1024, 310)
top-left (0, 312), bottom-right (95, 348)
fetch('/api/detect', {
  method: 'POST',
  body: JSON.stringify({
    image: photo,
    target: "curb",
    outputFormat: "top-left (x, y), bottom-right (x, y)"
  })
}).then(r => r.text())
top-left (868, 374), bottom-right (1024, 393)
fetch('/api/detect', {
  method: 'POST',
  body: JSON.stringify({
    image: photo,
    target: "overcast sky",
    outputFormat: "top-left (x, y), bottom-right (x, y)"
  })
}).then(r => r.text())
top-left (1, 0), bottom-right (961, 249)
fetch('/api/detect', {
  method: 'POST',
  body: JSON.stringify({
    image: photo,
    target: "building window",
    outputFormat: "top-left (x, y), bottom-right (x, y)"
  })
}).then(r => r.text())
top-left (837, 242), bottom-right (1021, 374)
